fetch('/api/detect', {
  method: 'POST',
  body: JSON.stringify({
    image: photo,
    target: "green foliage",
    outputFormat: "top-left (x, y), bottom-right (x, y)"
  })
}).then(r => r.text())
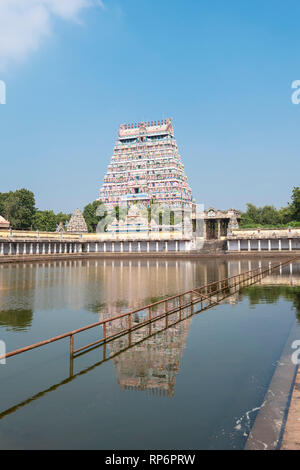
top-left (0, 188), bottom-right (36, 229)
top-left (33, 210), bottom-right (57, 232)
top-left (240, 187), bottom-right (300, 228)
top-left (289, 186), bottom-right (300, 221)
top-left (0, 188), bottom-right (71, 232)
top-left (83, 200), bottom-right (105, 232)
top-left (55, 212), bottom-right (71, 227)
top-left (33, 210), bottom-right (71, 232)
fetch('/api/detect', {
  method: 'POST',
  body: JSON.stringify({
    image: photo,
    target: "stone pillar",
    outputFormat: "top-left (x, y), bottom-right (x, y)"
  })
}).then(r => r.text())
top-left (138, 242), bottom-right (141, 252)
top-left (42, 243), bottom-right (45, 255)
top-left (279, 239), bottom-right (282, 251)
top-left (96, 243), bottom-right (99, 253)
top-left (176, 241), bottom-right (179, 252)
top-left (165, 241), bottom-right (168, 251)
top-left (289, 239), bottom-right (292, 251)
top-left (248, 240), bottom-right (251, 251)
top-left (54, 243), bottom-right (57, 254)
top-left (238, 240), bottom-right (241, 252)
top-left (112, 242), bottom-right (115, 253)
top-left (156, 241), bottom-right (159, 252)
top-left (104, 242), bottom-right (106, 253)
top-left (36, 243), bottom-right (39, 255)
top-left (74, 244), bottom-right (77, 254)
top-left (65, 243), bottom-right (67, 253)
top-left (129, 242), bottom-right (132, 252)
top-left (121, 242), bottom-right (123, 253)
top-left (217, 219), bottom-right (221, 239)
top-left (9, 243), bottom-right (12, 255)
top-left (16, 243), bottom-right (19, 255)
top-left (258, 240), bottom-right (261, 252)
top-left (268, 239), bottom-right (271, 251)
top-left (59, 243), bottom-right (62, 254)
top-left (0, 243), bottom-right (4, 255)
top-left (79, 244), bottom-right (82, 253)
top-left (147, 242), bottom-right (150, 253)
top-left (23, 243), bottom-right (26, 255)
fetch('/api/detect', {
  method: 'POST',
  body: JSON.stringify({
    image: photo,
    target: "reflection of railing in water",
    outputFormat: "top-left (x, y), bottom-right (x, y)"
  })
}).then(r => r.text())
top-left (0, 259), bottom-right (298, 420)
top-left (0, 259), bottom-right (297, 363)
top-left (0, 314), bottom-right (193, 419)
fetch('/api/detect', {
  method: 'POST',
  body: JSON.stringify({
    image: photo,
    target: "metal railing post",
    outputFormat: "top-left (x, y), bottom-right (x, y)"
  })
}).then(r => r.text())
top-left (70, 334), bottom-right (74, 356)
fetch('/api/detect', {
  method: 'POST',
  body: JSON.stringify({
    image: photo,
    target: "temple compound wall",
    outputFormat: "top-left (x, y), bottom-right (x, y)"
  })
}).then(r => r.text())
top-left (227, 228), bottom-right (300, 252)
top-left (0, 230), bottom-right (193, 258)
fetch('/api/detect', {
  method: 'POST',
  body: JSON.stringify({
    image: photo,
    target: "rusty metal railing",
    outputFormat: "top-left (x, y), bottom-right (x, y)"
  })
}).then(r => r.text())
top-left (0, 259), bottom-right (296, 362)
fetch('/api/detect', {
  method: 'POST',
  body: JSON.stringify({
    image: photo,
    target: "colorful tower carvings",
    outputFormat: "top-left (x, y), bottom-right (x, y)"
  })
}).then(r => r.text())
top-left (99, 119), bottom-right (193, 210)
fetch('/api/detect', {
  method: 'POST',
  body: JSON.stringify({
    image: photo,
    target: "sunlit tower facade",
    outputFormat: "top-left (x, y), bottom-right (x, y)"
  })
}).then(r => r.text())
top-left (99, 119), bottom-right (193, 209)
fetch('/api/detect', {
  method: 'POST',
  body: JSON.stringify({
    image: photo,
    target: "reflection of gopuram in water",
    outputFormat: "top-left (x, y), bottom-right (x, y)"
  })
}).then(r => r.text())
top-left (0, 258), bottom-right (300, 422)
top-left (99, 311), bottom-right (192, 397)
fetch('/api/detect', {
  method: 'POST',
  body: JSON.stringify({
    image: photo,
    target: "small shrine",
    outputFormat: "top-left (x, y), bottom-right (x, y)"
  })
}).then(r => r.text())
top-left (66, 209), bottom-right (88, 233)
top-left (106, 204), bottom-right (155, 233)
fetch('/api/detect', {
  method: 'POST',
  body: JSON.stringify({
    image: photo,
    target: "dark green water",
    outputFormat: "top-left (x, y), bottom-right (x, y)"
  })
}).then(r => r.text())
top-left (0, 258), bottom-right (299, 449)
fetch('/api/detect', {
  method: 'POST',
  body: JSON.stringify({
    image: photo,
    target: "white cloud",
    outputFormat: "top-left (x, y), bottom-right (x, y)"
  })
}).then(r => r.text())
top-left (0, 0), bottom-right (103, 71)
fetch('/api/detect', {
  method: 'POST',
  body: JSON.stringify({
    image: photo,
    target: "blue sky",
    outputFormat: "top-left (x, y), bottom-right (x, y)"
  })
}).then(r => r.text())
top-left (0, 0), bottom-right (299, 213)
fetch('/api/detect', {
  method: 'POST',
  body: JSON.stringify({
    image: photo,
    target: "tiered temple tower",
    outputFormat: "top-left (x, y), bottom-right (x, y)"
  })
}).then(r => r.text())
top-left (66, 209), bottom-right (88, 233)
top-left (99, 119), bottom-right (193, 209)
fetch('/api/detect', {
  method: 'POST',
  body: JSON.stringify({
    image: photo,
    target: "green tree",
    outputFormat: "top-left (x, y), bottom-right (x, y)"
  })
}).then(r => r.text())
top-left (33, 210), bottom-right (57, 232)
top-left (83, 200), bottom-right (105, 232)
top-left (278, 206), bottom-right (293, 225)
top-left (289, 187), bottom-right (300, 221)
top-left (0, 188), bottom-right (35, 229)
top-left (240, 203), bottom-right (262, 226)
top-left (260, 205), bottom-right (280, 225)
top-left (55, 212), bottom-right (71, 228)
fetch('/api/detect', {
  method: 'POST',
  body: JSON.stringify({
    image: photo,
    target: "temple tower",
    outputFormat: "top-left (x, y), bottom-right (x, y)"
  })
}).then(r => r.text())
top-left (66, 209), bottom-right (88, 233)
top-left (99, 119), bottom-right (193, 209)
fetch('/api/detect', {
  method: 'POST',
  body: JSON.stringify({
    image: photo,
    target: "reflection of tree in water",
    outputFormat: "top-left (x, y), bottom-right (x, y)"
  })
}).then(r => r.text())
top-left (87, 295), bottom-right (172, 316)
top-left (0, 309), bottom-right (33, 331)
top-left (242, 286), bottom-right (300, 322)
top-left (86, 301), bottom-right (108, 314)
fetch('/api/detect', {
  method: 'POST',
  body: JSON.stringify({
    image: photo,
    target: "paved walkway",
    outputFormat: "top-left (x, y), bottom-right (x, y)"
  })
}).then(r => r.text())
top-left (281, 366), bottom-right (300, 450)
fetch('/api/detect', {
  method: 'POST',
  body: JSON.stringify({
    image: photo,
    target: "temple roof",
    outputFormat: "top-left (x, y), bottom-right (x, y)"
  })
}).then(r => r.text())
top-left (118, 118), bottom-right (173, 139)
top-left (0, 215), bottom-right (10, 229)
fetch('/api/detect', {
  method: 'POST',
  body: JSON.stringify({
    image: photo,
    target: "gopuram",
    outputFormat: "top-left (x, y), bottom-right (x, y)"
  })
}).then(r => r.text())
top-left (99, 119), bottom-right (241, 242)
top-left (99, 119), bottom-right (193, 210)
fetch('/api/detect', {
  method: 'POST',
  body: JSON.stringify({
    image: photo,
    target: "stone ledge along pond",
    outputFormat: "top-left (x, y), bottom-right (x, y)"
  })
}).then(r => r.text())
top-left (0, 257), bottom-right (299, 450)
